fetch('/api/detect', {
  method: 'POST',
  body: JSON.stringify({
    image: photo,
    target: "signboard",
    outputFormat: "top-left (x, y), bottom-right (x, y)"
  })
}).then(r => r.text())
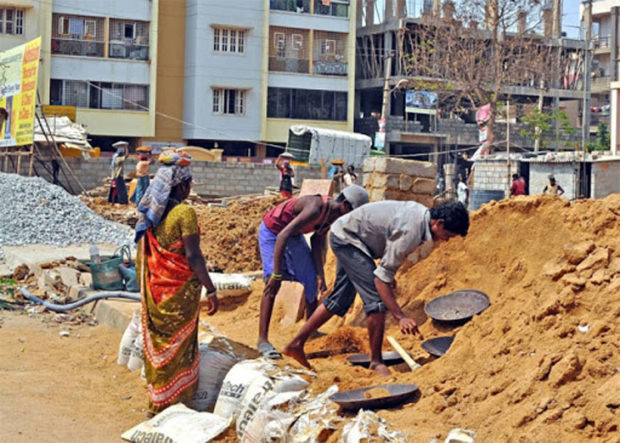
top-left (374, 131), bottom-right (385, 149)
top-left (41, 105), bottom-right (77, 122)
top-left (405, 90), bottom-right (437, 115)
top-left (0, 37), bottom-right (41, 147)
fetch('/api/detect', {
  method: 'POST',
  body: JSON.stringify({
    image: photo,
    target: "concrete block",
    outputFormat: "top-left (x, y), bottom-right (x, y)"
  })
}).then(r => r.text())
top-left (273, 281), bottom-right (305, 326)
top-left (299, 179), bottom-right (335, 196)
top-left (370, 189), bottom-right (434, 206)
top-left (371, 157), bottom-right (437, 178)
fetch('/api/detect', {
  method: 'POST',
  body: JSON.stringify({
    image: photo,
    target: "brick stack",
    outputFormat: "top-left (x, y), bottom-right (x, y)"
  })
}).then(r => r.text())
top-left (362, 157), bottom-right (437, 207)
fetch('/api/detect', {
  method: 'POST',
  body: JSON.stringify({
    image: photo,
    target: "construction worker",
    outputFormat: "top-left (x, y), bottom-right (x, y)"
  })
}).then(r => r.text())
top-left (257, 185), bottom-right (369, 359)
top-left (283, 200), bottom-right (469, 375)
top-left (543, 174), bottom-right (564, 196)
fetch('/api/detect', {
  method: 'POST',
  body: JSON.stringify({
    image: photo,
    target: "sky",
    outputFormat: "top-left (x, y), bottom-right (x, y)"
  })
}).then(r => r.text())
top-left (563, 0), bottom-right (583, 38)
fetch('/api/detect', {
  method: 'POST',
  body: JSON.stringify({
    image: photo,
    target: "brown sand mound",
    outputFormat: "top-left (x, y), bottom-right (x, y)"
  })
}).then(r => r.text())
top-left (195, 196), bottom-right (283, 272)
top-left (364, 387), bottom-right (392, 399)
top-left (310, 195), bottom-right (620, 441)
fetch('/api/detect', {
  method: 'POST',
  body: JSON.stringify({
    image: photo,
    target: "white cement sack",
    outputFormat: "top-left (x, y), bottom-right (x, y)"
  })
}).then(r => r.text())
top-left (127, 330), bottom-right (144, 372)
top-left (289, 385), bottom-right (341, 443)
top-left (202, 273), bottom-right (255, 297)
top-left (118, 310), bottom-right (141, 366)
top-left (341, 410), bottom-right (408, 443)
top-left (235, 365), bottom-right (310, 440)
top-left (121, 403), bottom-right (229, 443)
top-left (213, 360), bottom-right (265, 421)
top-left (240, 391), bottom-right (302, 443)
top-left (186, 342), bottom-right (241, 412)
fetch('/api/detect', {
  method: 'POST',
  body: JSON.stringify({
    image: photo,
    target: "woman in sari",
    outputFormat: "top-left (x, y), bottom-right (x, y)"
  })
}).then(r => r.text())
top-left (135, 150), bottom-right (218, 416)
top-left (108, 141), bottom-right (129, 205)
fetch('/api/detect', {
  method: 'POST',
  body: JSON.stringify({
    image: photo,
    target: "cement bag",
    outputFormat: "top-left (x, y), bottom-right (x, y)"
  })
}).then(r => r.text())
top-left (240, 392), bottom-right (302, 443)
top-left (213, 359), bottom-right (265, 421)
top-left (235, 363), bottom-right (310, 440)
top-left (118, 310), bottom-right (141, 366)
top-left (127, 329), bottom-right (144, 372)
top-left (121, 403), bottom-right (229, 443)
top-left (186, 341), bottom-right (242, 412)
top-left (201, 273), bottom-right (255, 298)
top-left (288, 385), bottom-right (342, 443)
top-left (341, 410), bottom-right (408, 443)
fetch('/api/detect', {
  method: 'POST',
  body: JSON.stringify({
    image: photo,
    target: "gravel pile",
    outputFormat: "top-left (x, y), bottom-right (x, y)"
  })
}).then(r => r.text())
top-left (0, 173), bottom-right (133, 247)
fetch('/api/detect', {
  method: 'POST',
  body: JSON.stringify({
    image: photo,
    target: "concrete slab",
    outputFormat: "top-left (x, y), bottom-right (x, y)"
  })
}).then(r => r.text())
top-left (89, 298), bottom-right (140, 333)
top-left (2, 243), bottom-right (129, 276)
top-left (274, 281), bottom-right (305, 326)
top-left (300, 179), bottom-right (335, 197)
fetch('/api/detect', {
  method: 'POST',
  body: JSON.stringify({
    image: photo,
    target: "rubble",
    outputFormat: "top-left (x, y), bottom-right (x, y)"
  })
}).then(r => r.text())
top-left (0, 173), bottom-right (132, 247)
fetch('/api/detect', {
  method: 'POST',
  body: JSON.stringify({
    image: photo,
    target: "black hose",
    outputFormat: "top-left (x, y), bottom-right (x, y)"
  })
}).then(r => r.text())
top-left (20, 287), bottom-right (140, 312)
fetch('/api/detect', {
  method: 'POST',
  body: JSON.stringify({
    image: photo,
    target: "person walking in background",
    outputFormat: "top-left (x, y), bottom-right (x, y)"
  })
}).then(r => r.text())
top-left (457, 173), bottom-right (469, 208)
top-left (510, 174), bottom-right (527, 196)
top-left (328, 159), bottom-right (345, 194)
top-left (543, 174), bottom-right (565, 196)
top-left (108, 141), bottom-right (129, 205)
top-left (135, 150), bottom-right (218, 416)
top-left (284, 201), bottom-right (470, 375)
top-left (275, 153), bottom-right (295, 199)
top-left (257, 185), bottom-right (370, 359)
top-left (131, 146), bottom-right (153, 205)
top-left (343, 165), bottom-right (358, 187)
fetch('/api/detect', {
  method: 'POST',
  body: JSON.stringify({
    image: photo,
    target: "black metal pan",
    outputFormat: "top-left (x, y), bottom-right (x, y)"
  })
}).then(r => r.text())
top-left (329, 384), bottom-right (419, 411)
top-left (425, 289), bottom-right (490, 322)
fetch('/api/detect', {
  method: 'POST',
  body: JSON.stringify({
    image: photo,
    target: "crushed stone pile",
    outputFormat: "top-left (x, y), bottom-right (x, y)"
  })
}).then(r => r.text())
top-left (194, 195), bottom-right (283, 273)
top-left (0, 173), bottom-right (133, 247)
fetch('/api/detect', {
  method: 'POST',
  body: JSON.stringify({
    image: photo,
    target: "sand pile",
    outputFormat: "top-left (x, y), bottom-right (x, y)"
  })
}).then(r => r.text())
top-left (308, 195), bottom-right (620, 441)
top-left (195, 196), bottom-right (283, 273)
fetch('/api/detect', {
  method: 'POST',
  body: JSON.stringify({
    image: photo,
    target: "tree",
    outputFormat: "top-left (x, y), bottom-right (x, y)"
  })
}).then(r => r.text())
top-left (588, 121), bottom-right (610, 152)
top-left (404, 0), bottom-right (582, 149)
top-left (519, 108), bottom-right (577, 150)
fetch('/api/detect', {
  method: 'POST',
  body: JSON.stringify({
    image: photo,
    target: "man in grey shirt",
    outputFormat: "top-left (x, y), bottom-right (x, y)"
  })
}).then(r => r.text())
top-left (284, 200), bottom-right (469, 375)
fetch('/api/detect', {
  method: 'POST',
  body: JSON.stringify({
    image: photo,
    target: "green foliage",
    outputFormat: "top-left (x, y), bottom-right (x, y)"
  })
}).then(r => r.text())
top-left (592, 121), bottom-right (610, 151)
top-left (519, 108), bottom-right (577, 149)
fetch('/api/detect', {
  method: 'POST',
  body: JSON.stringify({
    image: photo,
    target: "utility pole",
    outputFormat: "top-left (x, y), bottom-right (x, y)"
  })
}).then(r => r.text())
top-left (582, 0), bottom-right (592, 153)
top-left (380, 50), bottom-right (393, 155)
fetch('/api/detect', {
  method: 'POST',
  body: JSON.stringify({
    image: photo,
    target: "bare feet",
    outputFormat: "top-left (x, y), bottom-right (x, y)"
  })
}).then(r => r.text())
top-left (283, 341), bottom-right (312, 370)
top-left (369, 362), bottom-right (391, 376)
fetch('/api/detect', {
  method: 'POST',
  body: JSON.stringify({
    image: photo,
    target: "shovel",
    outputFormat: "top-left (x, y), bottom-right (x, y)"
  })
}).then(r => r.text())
top-left (387, 336), bottom-right (421, 371)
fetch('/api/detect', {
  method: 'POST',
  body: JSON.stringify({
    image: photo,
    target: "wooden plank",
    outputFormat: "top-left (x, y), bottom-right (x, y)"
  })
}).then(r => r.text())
top-left (274, 281), bottom-right (306, 326)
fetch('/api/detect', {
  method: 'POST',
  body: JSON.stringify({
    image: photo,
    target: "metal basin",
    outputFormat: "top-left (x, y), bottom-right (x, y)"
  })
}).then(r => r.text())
top-left (421, 336), bottom-right (455, 357)
top-left (424, 289), bottom-right (490, 322)
top-left (329, 383), bottom-right (419, 411)
top-left (346, 351), bottom-right (404, 368)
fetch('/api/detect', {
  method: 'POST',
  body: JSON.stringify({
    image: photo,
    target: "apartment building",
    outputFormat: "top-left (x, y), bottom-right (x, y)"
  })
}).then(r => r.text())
top-left (182, 0), bottom-right (356, 156)
top-left (0, 0), bottom-right (160, 150)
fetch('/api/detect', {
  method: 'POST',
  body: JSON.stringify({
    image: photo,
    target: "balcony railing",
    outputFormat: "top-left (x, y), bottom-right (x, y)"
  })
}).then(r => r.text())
top-left (52, 38), bottom-right (104, 57)
top-left (269, 57), bottom-right (310, 74)
top-left (109, 41), bottom-right (149, 60)
top-left (592, 35), bottom-right (611, 49)
top-left (313, 61), bottom-right (347, 75)
top-left (314, 0), bottom-right (349, 17)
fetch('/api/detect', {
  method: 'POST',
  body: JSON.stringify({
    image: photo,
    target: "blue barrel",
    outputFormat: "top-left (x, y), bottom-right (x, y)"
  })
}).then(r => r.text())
top-left (470, 190), bottom-right (505, 211)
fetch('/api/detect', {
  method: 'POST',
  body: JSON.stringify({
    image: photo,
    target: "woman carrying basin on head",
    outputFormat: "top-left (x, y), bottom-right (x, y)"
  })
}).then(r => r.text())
top-left (135, 150), bottom-right (218, 416)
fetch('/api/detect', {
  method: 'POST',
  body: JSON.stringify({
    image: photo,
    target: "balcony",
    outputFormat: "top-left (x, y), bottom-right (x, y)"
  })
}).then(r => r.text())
top-left (52, 38), bottom-right (104, 57)
top-left (270, 0), bottom-right (310, 13)
top-left (269, 57), bottom-right (310, 74)
top-left (313, 0), bottom-right (349, 17)
top-left (591, 76), bottom-right (611, 93)
top-left (592, 35), bottom-right (611, 54)
top-left (313, 61), bottom-right (347, 75)
top-left (109, 41), bottom-right (149, 60)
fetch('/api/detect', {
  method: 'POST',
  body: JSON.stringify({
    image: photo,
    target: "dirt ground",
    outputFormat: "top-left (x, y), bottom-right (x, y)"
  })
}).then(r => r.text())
top-left (3, 194), bottom-right (619, 442)
top-left (0, 311), bottom-right (145, 442)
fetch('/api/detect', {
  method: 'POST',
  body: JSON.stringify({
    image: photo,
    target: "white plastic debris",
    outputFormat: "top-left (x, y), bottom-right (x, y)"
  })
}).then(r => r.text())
top-left (59, 331), bottom-right (70, 337)
top-left (445, 428), bottom-right (475, 443)
top-left (577, 324), bottom-right (590, 333)
top-left (342, 409), bottom-right (408, 443)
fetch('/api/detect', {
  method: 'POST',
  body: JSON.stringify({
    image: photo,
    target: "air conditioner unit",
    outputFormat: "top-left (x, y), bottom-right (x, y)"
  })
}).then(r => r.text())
top-left (109, 42), bottom-right (126, 57)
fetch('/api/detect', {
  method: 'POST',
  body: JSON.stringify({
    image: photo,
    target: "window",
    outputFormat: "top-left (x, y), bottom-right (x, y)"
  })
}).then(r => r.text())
top-left (314, 0), bottom-right (349, 17)
top-left (50, 79), bottom-right (149, 110)
top-left (213, 27), bottom-right (246, 54)
top-left (0, 8), bottom-right (25, 35)
top-left (321, 39), bottom-right (336, 55)
top-left (267, 87), bottom-right (347, 121)
top-left (213, 89), bottom-right (246, 115)
top-left (274, 32), bottom-right (286, 58)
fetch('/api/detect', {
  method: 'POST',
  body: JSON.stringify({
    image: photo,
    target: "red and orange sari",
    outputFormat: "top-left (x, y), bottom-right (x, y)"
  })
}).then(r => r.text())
top-left (137, 204), bottom-right (201, 414)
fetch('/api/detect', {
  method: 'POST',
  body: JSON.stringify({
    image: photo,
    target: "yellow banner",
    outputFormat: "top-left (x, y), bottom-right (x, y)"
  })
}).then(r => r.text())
top-left (41, 105), bottom-right (77, 122)
top-left (0, 37), bottom-right (41, 147)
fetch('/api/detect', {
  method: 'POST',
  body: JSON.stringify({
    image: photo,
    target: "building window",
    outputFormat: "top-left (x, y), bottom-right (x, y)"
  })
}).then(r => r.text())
top-left (267, 87), bottom-right (347, 121)
top-left (269, 27), bottom-right (310, 73)
top-left (313, 31), bottom-right (347, 75)
top-left (213, 89), bottom-right (246, 115)
top-left (213, 27), bottom-right (245, 54)
top-left (0, 8), bottom-right (25, 35)
top-left (52, 14), bottom-right (106, 57)
top-left (109, 19), bottom-right (149, 60)
top-left (314, 0), bottom-right (349, 17)
top-left (50, 79), bottom-right (149, 110)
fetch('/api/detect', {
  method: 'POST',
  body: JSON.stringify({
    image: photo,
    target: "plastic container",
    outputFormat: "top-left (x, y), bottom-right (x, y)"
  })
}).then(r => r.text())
top-left (86, 256), bottom-right (124, 290)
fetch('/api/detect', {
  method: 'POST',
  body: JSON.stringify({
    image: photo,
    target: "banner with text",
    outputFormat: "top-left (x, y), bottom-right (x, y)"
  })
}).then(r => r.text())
top-left (0, 37), bottom-right (41, 147)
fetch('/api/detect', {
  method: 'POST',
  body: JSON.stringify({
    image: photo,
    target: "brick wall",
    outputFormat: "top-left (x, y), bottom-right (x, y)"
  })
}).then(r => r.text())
top-left (472, 159), bottom-right (519, 192)
top-left (16, 157), bottom-right (323, 196)
top-left (528, 162), bottom-right (578, 200)
top-left (591, 160), bottom-right (620, 198)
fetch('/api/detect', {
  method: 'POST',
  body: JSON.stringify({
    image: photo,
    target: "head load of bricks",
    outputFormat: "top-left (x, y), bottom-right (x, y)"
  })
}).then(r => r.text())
top-left (2, 151), bottom-right (618, 442)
